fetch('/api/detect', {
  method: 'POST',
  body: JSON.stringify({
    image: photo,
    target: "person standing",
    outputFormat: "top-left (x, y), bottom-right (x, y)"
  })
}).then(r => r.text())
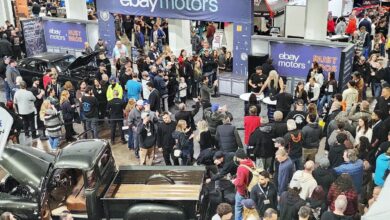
top-left (302, 113), bottom-right (322, 162)
top-left (125, 73), bottom-right (142, 101)
top-left (249, 66), bottom-right (267, 93)
top-left (154, 69), bottom-right (169, 112)
top-left (138, 112), bottom-right (157, 165)
top-left (284, 119), bottom-right (304, 170)
top-left (13, 81), bottom-right (37, 138)
top-left (147, 82), bottom-right (160, 113)
top-left (157, 112), bottom-right (178, 165)
top-left (30, 77), bottom-right (45, 137)
top-left (270, 86), bottom-right (294, 118)
top-left (107, 90), bottom-right (126, 144)
top-left (215, 115), bottom-right (243, 153)
top-left (291, 160), bottom-right (318, 200)
top-left (81, 86), bottom-right (99, 139)
top-left (93, 79), bottom-right (108, 124)
top-left (275, 148), bottom-right (295, 196)
top-left (106, 76), bottom-right (123, 102)
top-left (60, 90), bottom-right (76, 142)
top-left (206, 22), bottom-right (216, 47)
top-left (134, 25), bottom-right (145, 53)
top-left (250, 171), bottom-right (278, 217)
top-left (128, 100), bottom-right (144, 158)
top-left (320, 195), bottom-right (351, 220)
top-left (191, 30), bottom-right (202, 54)
top-left (232, 149), bottom-right (255, 220)
top-left (200, 76), bottom-right (218, 109)
top-left (172, 120), bottom-right (194, 165)
top-left (5, 59), bottom-right (20, 101)
top-left (40, 100), bottom-right (62, 151)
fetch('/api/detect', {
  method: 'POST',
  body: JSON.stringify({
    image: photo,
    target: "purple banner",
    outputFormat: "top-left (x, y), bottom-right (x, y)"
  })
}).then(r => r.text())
top-left (44, 21), bottom-right (87, 49)
top-left (270, 42), bottom-right (343, 79)
top-left (97, 0), bottom-right (252, 23)
top-left (21, 18), bottom-right (47, 57)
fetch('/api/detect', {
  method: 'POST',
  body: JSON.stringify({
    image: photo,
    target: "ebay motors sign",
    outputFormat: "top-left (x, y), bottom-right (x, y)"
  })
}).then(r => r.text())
top-left (270, 42), bottom-right (343, 79)
top-left (98, 0), bottom-right (251, 23)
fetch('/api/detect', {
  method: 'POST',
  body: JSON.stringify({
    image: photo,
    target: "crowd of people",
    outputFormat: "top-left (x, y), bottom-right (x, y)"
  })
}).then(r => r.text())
top-left (1, 4), bottom-right (390, 220)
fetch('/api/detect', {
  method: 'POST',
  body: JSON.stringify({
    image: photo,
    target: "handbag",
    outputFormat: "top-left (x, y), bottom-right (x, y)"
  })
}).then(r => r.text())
top-left (174, 149), bottom-right (182, 158)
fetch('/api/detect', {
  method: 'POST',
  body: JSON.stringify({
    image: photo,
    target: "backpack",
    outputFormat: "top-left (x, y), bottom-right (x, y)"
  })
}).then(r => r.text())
top-left (239, 163), bottom-right (263, 192)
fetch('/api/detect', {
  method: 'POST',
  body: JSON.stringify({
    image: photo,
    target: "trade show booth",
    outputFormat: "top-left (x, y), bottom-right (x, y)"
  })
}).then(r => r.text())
top-left (21, 17), bottom-right (99, 57)
top-left (96, 0), bottom-right (253, 96)
top-left (251, 35), bottom-right (355, 93)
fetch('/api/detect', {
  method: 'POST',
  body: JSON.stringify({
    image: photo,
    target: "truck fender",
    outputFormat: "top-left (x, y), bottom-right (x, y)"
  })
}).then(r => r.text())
top-left (124, 203), bottom-right (186, 220)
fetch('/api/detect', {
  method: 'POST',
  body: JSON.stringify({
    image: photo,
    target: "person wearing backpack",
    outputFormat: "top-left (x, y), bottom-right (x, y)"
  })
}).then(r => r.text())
top-left (232, 149), bottom-right (255, 220)
top-left (284, 119), bottom-right (304, 170)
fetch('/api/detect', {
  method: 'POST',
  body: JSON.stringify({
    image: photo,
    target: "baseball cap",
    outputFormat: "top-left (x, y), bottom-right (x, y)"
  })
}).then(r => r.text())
top-left (272, 137), bottom-right (285, 146)
top-left (289, 177), bottom-right (301, 189)
top-left (136, 100), bottom-right (144, 106)
top-left (241, 199), bottom-right (256, 209)
top-left (143, 100), bottom-right (150, 106)
top-left (211, 104), bottom-right (219, 113)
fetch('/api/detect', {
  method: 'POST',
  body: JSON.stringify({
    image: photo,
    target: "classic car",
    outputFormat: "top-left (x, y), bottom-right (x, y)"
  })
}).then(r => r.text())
top-left (0, 139), bottom-right (210, 220)
top-left (17, 52), bottom-right (98, 87)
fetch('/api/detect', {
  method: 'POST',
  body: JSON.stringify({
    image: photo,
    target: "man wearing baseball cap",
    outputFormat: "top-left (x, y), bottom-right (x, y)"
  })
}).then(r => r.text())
top-left (232, 149), bottom-right (254, 220)
top-left (128, 99), bottom-right (144, 158)
top-left (205, 151), bottom-right (237, 185)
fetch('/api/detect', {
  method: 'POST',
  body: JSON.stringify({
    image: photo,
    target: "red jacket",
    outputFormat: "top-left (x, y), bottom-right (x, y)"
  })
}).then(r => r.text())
top-left (345, 18), bottom-right (357, 35)
top-left (327, 19), bottom-right (335, 33)
top-left (234, 159), bottom-right (255, 196)
top-left (244, 116), bottom-right (261, 145)
top-left (43, 75), bottom-right (51, 90)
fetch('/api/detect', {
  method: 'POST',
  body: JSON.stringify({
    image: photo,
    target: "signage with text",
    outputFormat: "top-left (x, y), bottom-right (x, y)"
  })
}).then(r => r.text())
top-left (44, 21), bottom-right (87, 49)
top-left (270, 42), bottom-right (343, 79)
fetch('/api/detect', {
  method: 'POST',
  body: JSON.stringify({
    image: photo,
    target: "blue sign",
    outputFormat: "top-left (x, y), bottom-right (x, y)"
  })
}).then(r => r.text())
top-left (98, 0), bottom-right (252, 23)
top-left (44, 21), bottom-right (87, 49)
top-left (270, 42), bottom-right (344, 79)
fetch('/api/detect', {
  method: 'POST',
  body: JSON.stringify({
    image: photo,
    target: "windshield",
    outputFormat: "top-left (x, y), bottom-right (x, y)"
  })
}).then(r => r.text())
top-left (52, 56), bottom-right (76, 72)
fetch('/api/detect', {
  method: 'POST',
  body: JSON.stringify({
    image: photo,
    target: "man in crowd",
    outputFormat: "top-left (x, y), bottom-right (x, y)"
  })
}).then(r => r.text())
top-left (375, 86), bottom-right (390, 120)
top-left (206, 22), bottom-right (216, 47)
top-left (107, 76), bottom-right (123, 102)
top-left (334, 149), bottom-right (364, 195)
top-left (200, 75), bottom-right (218, 109)
top-left (286, 99), bottom-right (307, 130)
top-left (320, 195), bottom-right (349, 220)
top-left (30, 77), bottom-right (45, 136)
top-left (250, 171), bottom-right (278, 217)
top-left (275, 148), bottom-right (294, 196)
top-left (107, 90), bottom-right (126, 144)
top-left (291, 160), bottom-right (318, 200)
top-left (82, 86), bottom-right (99, 139)
top-left (128, 99), bottom-right (144, 156)
top-left (232, 149), bottom-right (254, 220)
top-left (5, 59), bottom-right (20, 101)
top-left (147, 82), bottom-right (160, 113)
top-left (215, 115), bottom-right (243, 153)
top-left (157, 112), bottom-right (178, 165)
top-left (270, 86), bottom-right (294, 118)
top-left (205, 151), bottom-right (237, 186)
top-left (13, 81), bottom-right (37, 139)
top-left (191, 30), bottom-right (202, 54)
top-left (154, 69), bottom-right (169, 112)
top-left (248, 66), bottom-right (267, 93)
top-left (138, 112), bottom-right (157, 165)
top-left (126, 72), bottom-right (142, 101)
top-left (284, 119), bottom-right (304, 170)
top-left (302, 113), bottom-right (322, 162)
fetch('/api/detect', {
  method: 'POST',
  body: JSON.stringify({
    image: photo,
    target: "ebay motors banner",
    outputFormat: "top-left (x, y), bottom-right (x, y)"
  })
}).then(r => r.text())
top-left (270, 42), bottom-right (343, 79)
top-left (97, 0), bottom-right (252, 23)
top-left (44, 21), bottom-right (87, 49)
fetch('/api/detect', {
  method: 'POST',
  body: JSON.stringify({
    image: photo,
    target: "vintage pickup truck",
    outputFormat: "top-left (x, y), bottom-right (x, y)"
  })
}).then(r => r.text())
top-left (0, 140), bottom-right (209, 220)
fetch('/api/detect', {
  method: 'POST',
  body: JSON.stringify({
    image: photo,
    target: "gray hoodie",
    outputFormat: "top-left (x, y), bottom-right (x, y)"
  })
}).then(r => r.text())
top-left (5, 66), bottom-right (20, 88)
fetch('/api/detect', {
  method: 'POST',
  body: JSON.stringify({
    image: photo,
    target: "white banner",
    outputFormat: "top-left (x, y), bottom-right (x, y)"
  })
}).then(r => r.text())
top-left (0, 107), bottom-right (14, 159)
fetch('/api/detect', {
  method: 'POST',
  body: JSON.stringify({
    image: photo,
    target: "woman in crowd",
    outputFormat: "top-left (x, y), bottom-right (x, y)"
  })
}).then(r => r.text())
top-left (245, 93), bottom-right (261, 116)
top-left (318, 72), bottom-right (337, 114)
top-left (355, 116), bottom-right (373, 146)
top-left (327, 174), bottom-right (358, 217)
top-left (224, 51), bottom-right (233, 72)
top-left (93, 78), bottom-right (108, 123)
top-left (46, 87), bottom-right (60, 109)
top-left (63, 81), bottom-right (78, 123)
top-left (76, 80), bottom-right (88, 138)
top-left (124, 98), bottom-right (136, 150)
top-left (279, 181), bottom-right (306, 220)
top-left (345, 13), bottom-right (357, 36)
top-left (306, 186), bottom-right (327, 219)
top-left (60, 90), bottom-right (76, 142)
top-left (196, 120), bottom-right (214, 151)
top-left (294, 81), bottom-right (308, 104)
top-left (40, 100), bottom-right (62, 152)
top-left (193, 60), bottom-right (203, 97)
top-left (172, 120), bottom-right (194, 165)
top-left (178, 49), bottom-right (187, 67)
top-left (259, 70), bottom-right (284, 96)
top-left (244, 106), bottom-right (261, 146)
top-left (368, 53), bottom-right (383, 97)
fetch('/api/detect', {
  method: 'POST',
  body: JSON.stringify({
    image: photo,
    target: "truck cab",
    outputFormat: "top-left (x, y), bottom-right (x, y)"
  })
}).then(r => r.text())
top-left (0, 139), bottom-right (115, 220)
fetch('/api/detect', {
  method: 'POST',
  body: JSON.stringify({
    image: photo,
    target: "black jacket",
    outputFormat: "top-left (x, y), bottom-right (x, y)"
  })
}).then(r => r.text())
top-left (249, 125), bottom-right (275, 158)
top-left (215, 123), bottom-right (243, 153)
top-left (106, 98), bottom-right (124, 119)
top-left (139, 122), bottom-right (156, 148)
top-left (81, 95), bottom-right (99, 118)
top-left (328, 144), bottom-right (346, 168)
top-left (374, 96), bottom-right (390, 120)
top-left (148, 89), bottom-right (160, 112)
top-left (270, 121), bottom-right (288, 139)
top-left (157, 121), bottom-right (177, 148)
top-left (60, 100), bottom-right (74, 121)
top-left (199, 130), bottom-right (215, 151)
top-left (196, 148), bottom-right (217, 166)
top-left (279, 191), bottom-right (306, 220)
top-left (202, 55), bottom-right (216, 73)
top-left (175, 102), bottom-right (200, 131)
top-left (286, 110), bottom-right (308, 130)
top-left (312, 167), bottom-right (336, 196)
top-left (302, 123), bottom-right (322, 149)
top-left (271, 92), bottom-right (294, 112)
top-left (250, 182), bottom-right (278, 216)
top-left (211, 152), bottom-right (237, 181)
top-left (284, 129), bottom-right (304, 159)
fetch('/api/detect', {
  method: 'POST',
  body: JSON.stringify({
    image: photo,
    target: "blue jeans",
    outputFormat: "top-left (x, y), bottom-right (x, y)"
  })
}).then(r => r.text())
top-left (4, 81), bottom-right (12, 101)
top-left (132, 126), bottom-right (140, 154)
top-left (291, 157), bottom-right (303, 170)
top-left (234, 192), bottom-right (245, 220)
top-left (372, 83), bottom-right (382, 97)
top-left (181, 149), bottom-right (191, 166)
top-left (318, 94), bottom-right (331, 113)
top-left (127, 128), bottom-right (134, 149)
top-left (85, 118), bottom-right (98, 138)
top-left (49, 137), bottom-right (59, 150)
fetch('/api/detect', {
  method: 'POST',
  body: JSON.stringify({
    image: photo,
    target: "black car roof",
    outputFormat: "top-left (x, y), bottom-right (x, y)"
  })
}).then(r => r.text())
top-left (30, 53), bottom-right (75, 62)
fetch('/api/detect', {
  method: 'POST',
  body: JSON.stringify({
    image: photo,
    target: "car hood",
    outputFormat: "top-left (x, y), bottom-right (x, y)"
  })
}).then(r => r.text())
top-left (67, 51), bottom-right (98, 71)
top-left (0, 145), bottom-right (54, 192)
